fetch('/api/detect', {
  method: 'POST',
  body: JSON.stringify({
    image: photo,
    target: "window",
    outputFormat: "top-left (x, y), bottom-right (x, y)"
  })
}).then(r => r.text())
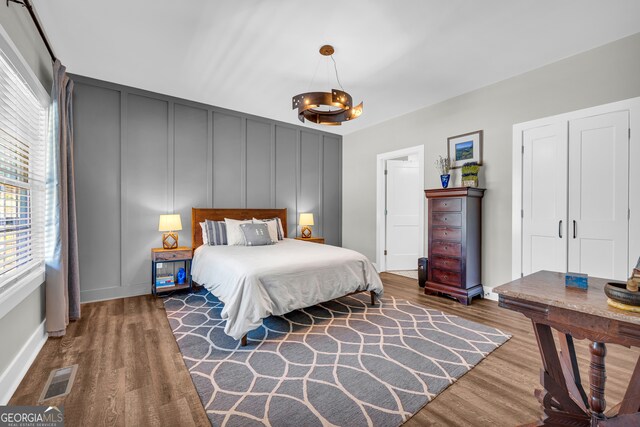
top-left (0, 46), bottom-right (47, 295)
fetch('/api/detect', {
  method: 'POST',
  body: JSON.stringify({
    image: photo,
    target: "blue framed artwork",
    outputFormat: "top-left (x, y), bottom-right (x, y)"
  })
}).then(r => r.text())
top-left (447, 130), bottom-right (483, 168)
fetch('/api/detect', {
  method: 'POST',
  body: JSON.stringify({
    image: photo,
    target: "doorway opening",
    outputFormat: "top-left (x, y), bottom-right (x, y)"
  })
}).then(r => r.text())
top-left (376, 145), bottom-right (425, 273)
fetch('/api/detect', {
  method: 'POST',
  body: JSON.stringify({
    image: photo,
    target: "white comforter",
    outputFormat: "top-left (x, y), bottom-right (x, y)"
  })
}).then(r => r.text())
top-left (191, 238), bottom-right (384, 340)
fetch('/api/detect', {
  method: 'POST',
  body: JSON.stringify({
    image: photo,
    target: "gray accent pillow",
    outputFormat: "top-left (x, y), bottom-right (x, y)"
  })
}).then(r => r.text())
top-left (204, 219), bottom-right (227, 245)
top-left (239, 223), bottom-right (273, 246)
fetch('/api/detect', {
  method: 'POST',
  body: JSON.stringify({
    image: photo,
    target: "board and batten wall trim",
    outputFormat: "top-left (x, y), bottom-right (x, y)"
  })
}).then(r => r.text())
top-left (71, 74), bottom-right (342, 302)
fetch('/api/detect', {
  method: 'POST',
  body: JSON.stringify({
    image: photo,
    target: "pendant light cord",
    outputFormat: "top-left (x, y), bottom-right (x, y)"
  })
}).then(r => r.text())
top-left (330, 55), bottom-right (345, 91)
top-left (306, 56), bottom-right (322, 92)
top-left (305, 49), bottom-right (346, 92)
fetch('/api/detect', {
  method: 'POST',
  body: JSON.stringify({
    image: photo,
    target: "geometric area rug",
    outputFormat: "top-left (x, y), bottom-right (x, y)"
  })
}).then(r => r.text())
top-left (164, 289), bottom-right (510, 427)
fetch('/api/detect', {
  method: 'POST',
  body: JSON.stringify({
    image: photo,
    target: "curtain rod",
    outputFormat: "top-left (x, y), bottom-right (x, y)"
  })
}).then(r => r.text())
top-left (7, 0), bottom-right (57, 62)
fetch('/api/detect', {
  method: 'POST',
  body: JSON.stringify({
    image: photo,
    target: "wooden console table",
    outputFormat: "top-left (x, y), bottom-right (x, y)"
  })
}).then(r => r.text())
top-left (495, 271), bottom-right (640, 426)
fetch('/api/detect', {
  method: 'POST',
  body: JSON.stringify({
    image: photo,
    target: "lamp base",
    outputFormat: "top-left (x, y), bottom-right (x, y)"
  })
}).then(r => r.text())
top-left (162, 232), bottom-right (178, 249)
top-left (301, 226), bottom-right (312, 238)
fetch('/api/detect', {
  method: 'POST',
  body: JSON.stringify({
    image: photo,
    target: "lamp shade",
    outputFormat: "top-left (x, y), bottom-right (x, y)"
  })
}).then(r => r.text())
top-left (158, 214), bottom-right (182, 232)
top-left (299, 213), bottom-right (314, 226)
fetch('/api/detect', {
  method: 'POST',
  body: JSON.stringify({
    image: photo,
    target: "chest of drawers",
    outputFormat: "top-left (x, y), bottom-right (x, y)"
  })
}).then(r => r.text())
top-left (424, 187), bottom-right (485, 305)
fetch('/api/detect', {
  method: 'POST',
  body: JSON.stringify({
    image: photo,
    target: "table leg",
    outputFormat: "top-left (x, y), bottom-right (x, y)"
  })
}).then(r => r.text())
top-left (618, 355), bottom-right (640, 415)
top-left (529, 322), bottom-right (590, 426)
top-left (589, 342), bottom-right (607, 426)
top-left (187, 259), bottom-right (193, 292)
top-left (151, 261), bottom-right (156, 296)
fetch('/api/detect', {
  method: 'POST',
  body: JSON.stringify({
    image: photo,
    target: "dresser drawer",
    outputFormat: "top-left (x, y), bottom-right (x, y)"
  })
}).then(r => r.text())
top-left (431, 256), bottom-right (461, 272)
top-left (432, 227), bottom-right (462, 241)
top-left (152, 249), bottom-right (192, 262)
top-left (432, 198), bottom-right (462, 212)
top-left (432, 268), bottom-right (462, 286)
top-left (431, 241), bottom-right (462, 257)
top-left (431, 212), bottom-right (462, 227)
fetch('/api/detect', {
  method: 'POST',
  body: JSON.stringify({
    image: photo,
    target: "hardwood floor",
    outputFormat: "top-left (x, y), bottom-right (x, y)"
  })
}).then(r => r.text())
top-left (10, 272), bottom-right (640, 426)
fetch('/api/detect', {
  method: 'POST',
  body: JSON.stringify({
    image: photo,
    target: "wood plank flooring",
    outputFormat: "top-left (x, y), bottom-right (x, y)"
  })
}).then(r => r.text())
top-left (10, 272), bottom-right (640, 426)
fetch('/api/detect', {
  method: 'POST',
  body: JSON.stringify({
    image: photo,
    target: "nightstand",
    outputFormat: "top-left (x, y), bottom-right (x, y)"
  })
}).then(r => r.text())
top-left (151, 247), bottom-right (193, 296)
top-left (294, 237), bottom-right (325, 244)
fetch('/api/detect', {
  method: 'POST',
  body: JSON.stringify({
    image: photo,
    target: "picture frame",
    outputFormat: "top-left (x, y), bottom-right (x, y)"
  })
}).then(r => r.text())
top-left (447, 130), bottom-right (483, 169)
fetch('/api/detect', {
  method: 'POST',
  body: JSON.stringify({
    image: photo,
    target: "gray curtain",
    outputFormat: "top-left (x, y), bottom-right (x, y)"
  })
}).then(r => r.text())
top-left (45, 60), bottom-right (80, 337)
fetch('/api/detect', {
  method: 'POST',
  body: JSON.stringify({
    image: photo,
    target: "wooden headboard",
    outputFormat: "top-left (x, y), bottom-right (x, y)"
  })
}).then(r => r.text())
top-left (191, 208), bottom-right (288, 250)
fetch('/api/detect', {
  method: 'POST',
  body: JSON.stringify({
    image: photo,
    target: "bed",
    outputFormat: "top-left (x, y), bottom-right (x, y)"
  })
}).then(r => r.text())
top-left (190, 208), bottom-right (384, 345)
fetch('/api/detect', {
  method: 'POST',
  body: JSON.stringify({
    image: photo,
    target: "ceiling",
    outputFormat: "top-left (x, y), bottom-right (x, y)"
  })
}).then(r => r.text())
top-left (33, 0), bottom-right (640, 136)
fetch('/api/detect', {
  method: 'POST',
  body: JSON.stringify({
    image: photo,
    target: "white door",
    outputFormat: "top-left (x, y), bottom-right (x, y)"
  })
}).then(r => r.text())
top-left (386, 160), bottom-right (420, 270)
top-left (568, 111), bottom-right (629, 280)
top-left (522, 123), bottom-right (568, 275)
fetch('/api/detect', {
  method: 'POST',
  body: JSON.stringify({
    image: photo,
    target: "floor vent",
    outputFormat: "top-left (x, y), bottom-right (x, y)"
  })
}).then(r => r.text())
top-left (38, 364), bottom-right (78, 402)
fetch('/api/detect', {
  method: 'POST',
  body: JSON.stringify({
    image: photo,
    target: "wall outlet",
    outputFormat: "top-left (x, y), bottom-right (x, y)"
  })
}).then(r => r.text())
top-left (157, 263), bottom-right (163, 269)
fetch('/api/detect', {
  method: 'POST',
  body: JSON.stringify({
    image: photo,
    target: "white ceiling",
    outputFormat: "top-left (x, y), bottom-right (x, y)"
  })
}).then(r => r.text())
top-left (33, 0), bottom-right (640, 136)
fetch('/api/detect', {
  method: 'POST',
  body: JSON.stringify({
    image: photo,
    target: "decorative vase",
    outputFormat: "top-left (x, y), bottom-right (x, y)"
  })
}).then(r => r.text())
top-left (440, 174), bottom-right (450, 188)
top-left (177, 268), bottom-right (186, 284)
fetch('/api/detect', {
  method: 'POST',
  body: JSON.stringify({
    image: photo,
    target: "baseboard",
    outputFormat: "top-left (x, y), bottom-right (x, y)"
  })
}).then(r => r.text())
top-left (0, 320), bottom-right (47, 405)
top-left (483, 287), bottom-right (500, 302)
top-left (80, 282), bottom-right (150, 303)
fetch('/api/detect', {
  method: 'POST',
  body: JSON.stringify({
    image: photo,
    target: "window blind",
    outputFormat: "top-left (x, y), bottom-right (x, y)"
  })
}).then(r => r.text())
top-left (0, 49), bottom-right (46, 293)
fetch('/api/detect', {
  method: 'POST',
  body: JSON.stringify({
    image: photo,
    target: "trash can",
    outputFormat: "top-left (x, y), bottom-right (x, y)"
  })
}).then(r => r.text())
top-left (418, 257), bottom-right (428, 287)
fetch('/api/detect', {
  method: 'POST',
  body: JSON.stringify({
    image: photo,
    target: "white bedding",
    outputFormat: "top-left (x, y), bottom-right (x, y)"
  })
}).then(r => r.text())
top-left (191, 238), bottom-right (384, 340)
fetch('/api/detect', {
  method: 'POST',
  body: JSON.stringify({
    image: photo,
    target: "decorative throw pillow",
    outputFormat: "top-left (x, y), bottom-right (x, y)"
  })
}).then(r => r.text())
top-left (275, 218), bottom-right (285, 240)
top-left (204, 219), bottom-right (227, 245)
top-left (252, 218), bottom-right (279, 243)
top-left (239, 223), bottom-right (273, 246)
top-left (200, 222), bottom-right (208, 245)
top-left (262, 217), bottom-right (285, 240)
top-left (224, 218), bottom-right (253, 245)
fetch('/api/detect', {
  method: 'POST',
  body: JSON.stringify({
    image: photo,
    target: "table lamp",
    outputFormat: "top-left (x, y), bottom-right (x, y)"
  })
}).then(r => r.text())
top-left (158, 214), bottom-right (182, 249)
top-left (299, 213), bottom-right (314, 238)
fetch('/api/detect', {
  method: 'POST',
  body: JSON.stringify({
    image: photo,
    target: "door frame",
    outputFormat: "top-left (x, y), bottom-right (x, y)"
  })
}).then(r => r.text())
top-left (376, 145), bottom-right (425, 272)
top-left (512, 96), bottom-right (640, 280)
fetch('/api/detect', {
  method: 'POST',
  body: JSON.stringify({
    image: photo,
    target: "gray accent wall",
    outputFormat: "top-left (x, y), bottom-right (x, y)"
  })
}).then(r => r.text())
top-left (71, 75), bottom-right (342, 302)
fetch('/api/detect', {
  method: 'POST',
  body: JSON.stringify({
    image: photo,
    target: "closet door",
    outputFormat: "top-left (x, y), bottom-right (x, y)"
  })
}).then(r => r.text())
top-left (568, 111), bottom-right (629, 280)
top-left (522, 122), bottom-right (568, 275)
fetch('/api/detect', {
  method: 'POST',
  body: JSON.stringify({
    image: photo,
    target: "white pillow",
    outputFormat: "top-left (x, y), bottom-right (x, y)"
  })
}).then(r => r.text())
top-left (253, 218), bottom-right (279, 243)
top-left (224, 218), bottom-right (253, 245)
top-left (200, 222), bottom-right (208, 245)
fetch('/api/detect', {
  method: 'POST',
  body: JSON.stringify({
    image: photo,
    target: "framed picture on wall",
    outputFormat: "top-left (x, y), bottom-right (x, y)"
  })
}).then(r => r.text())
top-left (447, 130), bottom-right (483, 168)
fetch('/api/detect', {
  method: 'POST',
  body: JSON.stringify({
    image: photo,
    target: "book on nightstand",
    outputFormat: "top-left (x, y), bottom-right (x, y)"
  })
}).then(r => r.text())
top-left (156, 275), bottom-right (175, 287)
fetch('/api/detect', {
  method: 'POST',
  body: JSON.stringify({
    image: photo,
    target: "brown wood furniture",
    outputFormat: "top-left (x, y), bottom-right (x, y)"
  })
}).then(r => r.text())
top-left (151, 247), bottom-right (192, 295)
top-left (424, 187), bottom-right (485, 305)
top-left (294, 236), bottom-right (325, 244)
top-left (495, 270), bottom-right (640, 426)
